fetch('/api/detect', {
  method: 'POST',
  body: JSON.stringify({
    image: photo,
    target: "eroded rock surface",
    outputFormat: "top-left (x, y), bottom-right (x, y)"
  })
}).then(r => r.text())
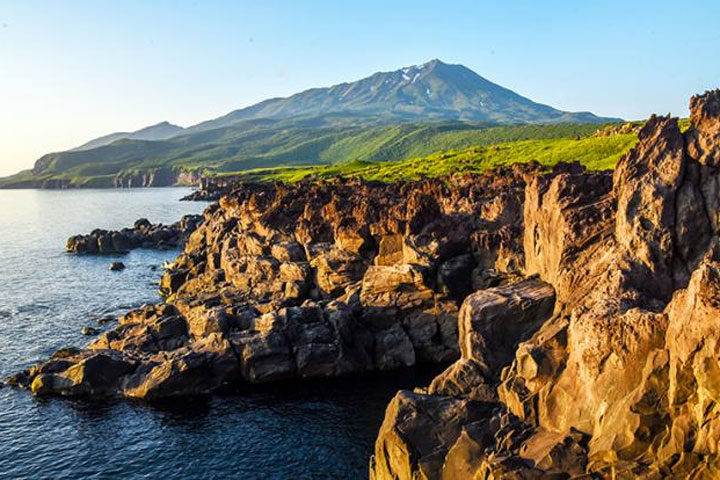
top-left (13, 161), bottom-right (537, 400)
top-left (370, 91), bottom-right (720, 479)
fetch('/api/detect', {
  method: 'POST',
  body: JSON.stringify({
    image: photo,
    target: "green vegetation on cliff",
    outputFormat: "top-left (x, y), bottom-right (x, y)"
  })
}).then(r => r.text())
top-left (223, 132), bottom-right (638, 183)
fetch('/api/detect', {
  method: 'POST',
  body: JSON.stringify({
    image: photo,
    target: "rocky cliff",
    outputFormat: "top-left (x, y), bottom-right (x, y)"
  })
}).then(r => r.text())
top-left (370, 91), bottom-right (720, 479)
top-left (8, 91), bottom-right (720, 478)
top-left (111, 168), bottom-right (203, 188)
top-left (11, 167), bottom-right (205, 189)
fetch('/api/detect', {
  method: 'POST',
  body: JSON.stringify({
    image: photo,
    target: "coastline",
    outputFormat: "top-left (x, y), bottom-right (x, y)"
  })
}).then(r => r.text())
top-left (7, 92), bottom-right (720, 478)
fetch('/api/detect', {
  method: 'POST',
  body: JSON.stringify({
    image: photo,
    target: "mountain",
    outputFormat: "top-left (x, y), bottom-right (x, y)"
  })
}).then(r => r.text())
top-left (0, 59), bottom-right (621, 188)
top-left (70, 121), bottom-right (185, 151)
top-left (189, 59), bottom-right (613, 132)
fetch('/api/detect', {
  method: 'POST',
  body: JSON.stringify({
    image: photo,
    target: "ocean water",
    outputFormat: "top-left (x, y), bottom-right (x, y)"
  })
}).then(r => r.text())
top-left (0, 188), bottom-right (435, 480)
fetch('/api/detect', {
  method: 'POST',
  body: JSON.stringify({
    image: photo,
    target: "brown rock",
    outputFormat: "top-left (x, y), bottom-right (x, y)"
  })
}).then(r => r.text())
top-left (123, 333), bottom-right (240, 399)
top-left (31, 351), bottom-right (134, 396)
top-left (370, 93), bottom-right (720, 480)
top-left (370, 390), bottom-right (493, 480)
top-left (458, 279), bottom-right (555, 373)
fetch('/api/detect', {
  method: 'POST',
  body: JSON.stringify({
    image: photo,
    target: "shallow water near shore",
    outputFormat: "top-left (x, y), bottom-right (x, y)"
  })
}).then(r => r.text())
top-left (0, 188), bottom-right (437, 479)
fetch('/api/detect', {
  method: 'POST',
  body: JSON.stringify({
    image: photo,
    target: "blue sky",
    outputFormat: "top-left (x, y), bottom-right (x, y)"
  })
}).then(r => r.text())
top-left (1, 0), bottom-right (719, 175)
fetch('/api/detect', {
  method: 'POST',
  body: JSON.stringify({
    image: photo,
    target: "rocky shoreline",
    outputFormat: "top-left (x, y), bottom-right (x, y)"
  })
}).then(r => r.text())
top-left (8, 91), bottom-right (720, 478)
top-left (11, 158), bottom-right (536, 396)
top-left (66, 215), bottom-right (203, 254)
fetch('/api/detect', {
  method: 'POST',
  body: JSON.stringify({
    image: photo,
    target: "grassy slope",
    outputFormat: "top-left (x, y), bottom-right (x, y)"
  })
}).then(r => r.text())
top-left (0, 121), bottom-right (616, 188)
top-left (228, 133), bottom-right (638, 183)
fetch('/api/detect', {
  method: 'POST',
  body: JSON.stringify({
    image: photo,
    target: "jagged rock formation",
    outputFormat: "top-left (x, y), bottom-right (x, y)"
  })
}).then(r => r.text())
top-left (370, 91), bottom-right (720, 479)
top-left (9, 161), bottom-right (541, 398)
top-left (66, 215), bottom-right (203, 254)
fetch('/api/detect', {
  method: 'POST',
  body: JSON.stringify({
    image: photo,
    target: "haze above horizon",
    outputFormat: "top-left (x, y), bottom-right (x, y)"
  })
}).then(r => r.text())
top-left (1, 0), bottom-right (719, 176)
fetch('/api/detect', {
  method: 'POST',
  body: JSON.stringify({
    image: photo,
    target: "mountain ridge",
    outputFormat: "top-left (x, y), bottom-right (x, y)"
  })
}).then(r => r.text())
top-left (1, 59), bottom-right (622, 188)
top-left (70, 121), bottom-right (185, 152)
top-left (186, 59), bottom-right (616, 133)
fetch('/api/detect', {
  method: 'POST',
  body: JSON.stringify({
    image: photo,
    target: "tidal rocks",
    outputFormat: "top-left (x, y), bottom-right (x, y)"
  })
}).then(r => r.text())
top-left (29, 351), bottom-right (135, 396)
top-left (66, 214), bottom-right (203, 254)
top-left (369, 90), bottom-right (720, 478)
top-left (109, 262), bottom-right (125, 271)
top-left (81, 326), bottom-right (99, 336)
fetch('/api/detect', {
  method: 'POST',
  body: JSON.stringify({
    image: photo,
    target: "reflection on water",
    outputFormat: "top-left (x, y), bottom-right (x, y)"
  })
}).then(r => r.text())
top-left (0, 188), bottom-right (437, 479)
top-left (0, 368), bottom-right (440, 479)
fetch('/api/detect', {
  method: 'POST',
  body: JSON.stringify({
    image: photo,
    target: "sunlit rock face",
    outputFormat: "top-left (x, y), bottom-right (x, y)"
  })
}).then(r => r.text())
top-left (370, 90), bottom-right (720, 479)
top-left (9, 158), bottom-right (540, 399)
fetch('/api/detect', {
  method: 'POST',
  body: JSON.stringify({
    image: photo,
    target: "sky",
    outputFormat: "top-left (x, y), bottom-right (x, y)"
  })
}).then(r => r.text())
top-left (1, 1), bottom-right (719, 176)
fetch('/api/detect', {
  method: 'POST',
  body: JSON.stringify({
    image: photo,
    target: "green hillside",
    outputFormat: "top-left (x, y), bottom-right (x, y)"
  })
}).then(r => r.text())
top-left (223, 132), bottom-right (638, 183)
top-left (0, 120), bottom-right (616, 188)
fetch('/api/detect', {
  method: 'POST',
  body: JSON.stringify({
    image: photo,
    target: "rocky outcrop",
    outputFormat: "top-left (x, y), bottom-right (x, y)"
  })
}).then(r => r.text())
top-left (593, 122), bottom-right (642, 137)
top-left (12, 161), bottom-right (537, 400)
top-left (370, 90), bottom-right (720, 479)
top-left (66, 215), bottom-right (203, 254)
top-left (370, 279), bottom-right (555, 480)
top-left (180, 177), bottom-right (238, 201)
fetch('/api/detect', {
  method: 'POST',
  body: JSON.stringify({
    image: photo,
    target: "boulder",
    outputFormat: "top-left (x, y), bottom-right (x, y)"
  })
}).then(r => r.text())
top-left (122, 333), bottom-right (240, 399)
top-left (310, 247), bottom-right (367, 297)
top-left (109, 261), bottom-right (125, 271)
top-left (458, 279), bottom-right (555, 375)
top-left (370, 390), bottom-right (493, 480)
top-left (31, 351), bottom-right (134, 396)
top-left (231, 330), bottom-right (296, 383)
